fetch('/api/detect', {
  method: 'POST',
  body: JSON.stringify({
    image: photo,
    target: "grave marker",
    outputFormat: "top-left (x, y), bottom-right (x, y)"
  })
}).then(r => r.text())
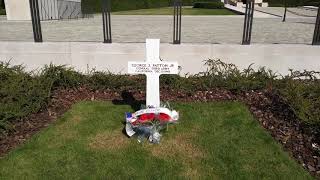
top-left (128, 39), bottom-right (179, 108)
top-left (125, 39), bottom-right (180, 143)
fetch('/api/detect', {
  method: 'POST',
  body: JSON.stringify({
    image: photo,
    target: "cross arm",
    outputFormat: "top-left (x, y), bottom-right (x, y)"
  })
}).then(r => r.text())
top-left (128, 62), bottom-right (179, 75)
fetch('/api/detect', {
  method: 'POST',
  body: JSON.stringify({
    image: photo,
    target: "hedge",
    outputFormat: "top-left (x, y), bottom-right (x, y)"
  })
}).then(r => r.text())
top-left (193, 2), bottom-right (225, 9)
top-left (82, 0), bottom-right (319, 13)
top-left (82, 0), bottom-right (169, 13)
top-left (0, 0), bottom-right (5, 15)
top-left (82, 0), bottom-right (210, 13)
top-left (0, 8), bottom-right (5, 15)
top-left (1, 60), bottom-right (319, 136)
top-left (0, 0), bottom-right (4, 9)
top-left (267, 0), bottom-right (320, 7)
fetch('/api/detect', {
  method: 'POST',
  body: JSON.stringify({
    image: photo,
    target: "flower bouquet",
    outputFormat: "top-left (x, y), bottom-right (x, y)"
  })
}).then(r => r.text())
top-left (125, 103), bottom-right (179, 144)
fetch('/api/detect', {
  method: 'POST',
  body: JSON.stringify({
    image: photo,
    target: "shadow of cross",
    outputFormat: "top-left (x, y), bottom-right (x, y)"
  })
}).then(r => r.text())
top-left (128, 39), bottom-right (179, 108)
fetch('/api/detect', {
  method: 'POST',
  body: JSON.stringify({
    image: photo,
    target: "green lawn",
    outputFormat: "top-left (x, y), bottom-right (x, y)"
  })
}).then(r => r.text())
top-left (0, 101), bottom-right (312, 179)
top-left (112, 7), bottom-right (237, 15)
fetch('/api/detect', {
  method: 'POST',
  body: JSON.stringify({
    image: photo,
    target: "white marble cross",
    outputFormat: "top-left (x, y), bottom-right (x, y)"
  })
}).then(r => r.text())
top-left (128, 39), bottom-right (179, 108)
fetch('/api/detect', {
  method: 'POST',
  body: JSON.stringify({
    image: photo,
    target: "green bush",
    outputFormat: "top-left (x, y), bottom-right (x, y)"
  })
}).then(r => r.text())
top-left (200, 59), bottom-right (320, 133)
top-left (81, 0), bottom-right (206, 13)
top-left (193, 1), bottom-right (225, 9)
top-left (0, 60), bottom-right (319, 136)
top-left (0, 63), bottom-right (83, 132)
top-left (81, 0), bottom-right (318, 12)
top-left (41, 64), bottom-right (85, 89)
top-left (197, 59), bottom-right (276, 91)
top-left (82, 0), bottom-right (172, 13)
top-left (0, 0), bottom-right (4, 9)
top-left (87, 70), bottom-right (145, 90)
top-left (267, 0), bottom-right (320, 7)
top-left (0, 8), bottom-right (5, 15)
top-left (160, 74), bottom-right (199, 93)
top-left (277, 70), bottom-right (320, 131)
top-left (0, 62), bottom-right (52, 131)
top-left (304, 1), bottom-right (320, 6)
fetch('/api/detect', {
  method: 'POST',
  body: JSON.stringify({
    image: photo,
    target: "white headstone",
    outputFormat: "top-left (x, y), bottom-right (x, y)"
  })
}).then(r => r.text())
top-left (128, 39), bottom-right (179, 108)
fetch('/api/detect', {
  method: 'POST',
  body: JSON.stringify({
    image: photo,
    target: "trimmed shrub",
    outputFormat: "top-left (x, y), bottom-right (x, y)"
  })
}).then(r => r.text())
top-left (304, 1), bottom-right (320, 6)
top-left (277, 70), bottom-right (320, 132)
top-left (200, 59), bottom-right (320, 133)
top-left (0, 0), bottom-right (5, 15)
top-left (41, 64), bottom-right (85, 89)
top-left (0, 62), bottom-right (52, 131)
top-left (82, 0), bottom-right (172, 13)
top-left (81, 0), bottom-right (317, 12)
top-left (267, 0), bottom-right (320, 7)
top-left (0, 8), bottom-right (5, 15)
top-left (87, 71), bottom-right (145, 90)
top-left (0, 63), bottom-right (83, 132)
top-left (82, 0), bottom-right (206, 13)
top-left (0, 60), bottom-right (319, 136)
top-left (193, 1), bottom-right (225, 9)
top-left (197, 59), bottom-right (276, 91)
top-left (0, 0), bottom-right (4, 9)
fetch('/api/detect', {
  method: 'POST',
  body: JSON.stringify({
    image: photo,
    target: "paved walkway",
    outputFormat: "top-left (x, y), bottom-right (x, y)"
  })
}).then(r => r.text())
top-left (0, 15), bottom-right (316, 44)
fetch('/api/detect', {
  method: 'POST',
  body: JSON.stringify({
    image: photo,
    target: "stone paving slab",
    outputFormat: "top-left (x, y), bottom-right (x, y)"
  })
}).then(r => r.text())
top-left (0, 15), bottom-right (316, 44)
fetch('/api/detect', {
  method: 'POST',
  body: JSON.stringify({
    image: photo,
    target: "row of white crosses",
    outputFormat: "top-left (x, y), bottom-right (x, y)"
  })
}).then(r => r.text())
top-left (128, 39), bottom-right (179, 108)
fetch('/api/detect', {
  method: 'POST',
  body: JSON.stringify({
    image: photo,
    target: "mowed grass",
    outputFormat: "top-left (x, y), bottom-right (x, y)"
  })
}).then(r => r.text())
top-left (0, 101), bottom-right (313, 179)
top-left (112, 7), bottom-right (237, 15)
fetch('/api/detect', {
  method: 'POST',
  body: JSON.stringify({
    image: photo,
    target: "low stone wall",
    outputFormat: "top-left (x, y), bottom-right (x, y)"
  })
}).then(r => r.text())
top-left (0, 41), bottom-right (319, 75)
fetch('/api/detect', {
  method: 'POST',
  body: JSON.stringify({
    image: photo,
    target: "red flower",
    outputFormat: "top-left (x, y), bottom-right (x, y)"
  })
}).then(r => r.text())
top-left (136, 113), bottom-right (172, 123)
top-left (159, 113), bottom-right (171, 122)
top-left (138, 113), bottom-right (155, 123)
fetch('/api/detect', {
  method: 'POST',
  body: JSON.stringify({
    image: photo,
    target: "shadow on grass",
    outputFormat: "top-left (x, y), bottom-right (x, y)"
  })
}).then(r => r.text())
top-left (112, 90), bottom-right (144, 112)
top-left (112, 90), bottom-right (145, 137)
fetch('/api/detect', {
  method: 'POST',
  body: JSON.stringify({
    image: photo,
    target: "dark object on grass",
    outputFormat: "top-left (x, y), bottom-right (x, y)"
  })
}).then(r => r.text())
top-left (193, 1), bottom-right (225, 9)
